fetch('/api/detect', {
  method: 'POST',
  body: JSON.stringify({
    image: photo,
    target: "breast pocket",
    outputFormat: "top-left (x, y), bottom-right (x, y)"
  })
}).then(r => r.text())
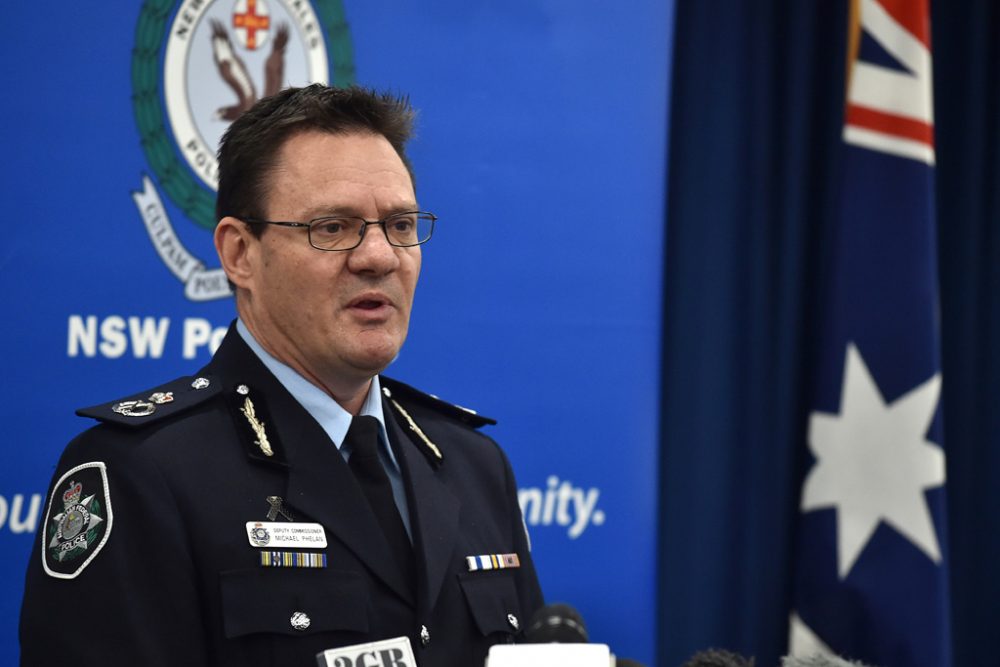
top-left (220, 568), bottom-right (369, 639)
top-left (458, 571), bottom-right (524, 639)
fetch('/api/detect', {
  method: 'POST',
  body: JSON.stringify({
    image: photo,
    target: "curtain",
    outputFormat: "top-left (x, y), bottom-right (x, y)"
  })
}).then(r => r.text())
top-left (660, 0), bottom-right (999, 664)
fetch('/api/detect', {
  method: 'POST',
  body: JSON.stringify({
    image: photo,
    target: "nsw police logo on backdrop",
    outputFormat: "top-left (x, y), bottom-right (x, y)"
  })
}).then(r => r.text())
top-left (130, 0), bottom-right (355, 300)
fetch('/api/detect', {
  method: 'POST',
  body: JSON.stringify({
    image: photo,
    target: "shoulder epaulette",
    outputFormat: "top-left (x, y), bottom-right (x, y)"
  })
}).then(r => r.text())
top-left (76, 375), bottom-right (221, 428)
top-left (380, 376), bottom-right (497, 428)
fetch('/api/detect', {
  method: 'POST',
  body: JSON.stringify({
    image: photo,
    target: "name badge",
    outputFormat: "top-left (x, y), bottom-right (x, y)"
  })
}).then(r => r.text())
top-left (246, 521), bottom-right (328, 548)
top-left (316, 636), bottom-right (416, 667)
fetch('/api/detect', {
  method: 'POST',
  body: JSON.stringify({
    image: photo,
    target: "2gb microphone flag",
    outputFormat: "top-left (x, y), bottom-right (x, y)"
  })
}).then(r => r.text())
top-left (789, 1), bottom-right (950, 666)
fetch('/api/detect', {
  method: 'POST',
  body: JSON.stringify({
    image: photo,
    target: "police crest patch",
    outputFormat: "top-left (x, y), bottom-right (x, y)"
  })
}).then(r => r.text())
top-left (42, 462), bottom-right (113, 580)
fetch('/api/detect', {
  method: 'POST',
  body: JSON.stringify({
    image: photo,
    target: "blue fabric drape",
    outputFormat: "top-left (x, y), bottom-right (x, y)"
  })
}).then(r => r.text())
top-left (932, 2), bottom-right (1000, 664)
top-left (661, 0), bottom-right (1000, 665)
top-left (659, 2), bottom-right (847, 665)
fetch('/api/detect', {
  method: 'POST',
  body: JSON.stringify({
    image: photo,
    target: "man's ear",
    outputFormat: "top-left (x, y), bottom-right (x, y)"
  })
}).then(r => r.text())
top-left (215, 216), bottom-right (257, 291)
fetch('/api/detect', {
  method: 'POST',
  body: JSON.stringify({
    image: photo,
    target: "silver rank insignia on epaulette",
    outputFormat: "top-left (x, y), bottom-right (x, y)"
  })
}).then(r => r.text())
top-left (382, 386), bottom-right (443, 461)
top-left (148, 391), bottom-right (174, 404)
top-left (111, 390), bottom-right (177, 417)
top-left (77, 375), bottom-right (219, 427)
top-left (112, 400), bottom-right (156, 417)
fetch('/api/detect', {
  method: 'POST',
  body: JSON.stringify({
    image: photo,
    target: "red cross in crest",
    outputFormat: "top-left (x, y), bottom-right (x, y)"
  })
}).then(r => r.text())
top-left (233, 0), bottom-right (271, 50)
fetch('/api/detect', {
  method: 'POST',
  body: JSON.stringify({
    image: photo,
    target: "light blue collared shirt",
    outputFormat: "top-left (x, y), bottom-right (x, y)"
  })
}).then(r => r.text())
top-left (236, 320), bottom-right (411, 538)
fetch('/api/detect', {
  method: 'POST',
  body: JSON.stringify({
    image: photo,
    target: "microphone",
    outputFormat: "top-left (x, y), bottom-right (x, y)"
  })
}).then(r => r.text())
top-left (681, 648), bottom-right (755, 666)
top-left (781, 655), bottom-right (876, 667)
top-left (517, 603), bottom-right (648, 667)
top-left (523, 603), bottom-right (589, 643)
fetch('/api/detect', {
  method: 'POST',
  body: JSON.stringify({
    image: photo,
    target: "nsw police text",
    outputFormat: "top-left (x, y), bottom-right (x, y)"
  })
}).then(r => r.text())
top-left (67, 315), bottom-right (227, 359)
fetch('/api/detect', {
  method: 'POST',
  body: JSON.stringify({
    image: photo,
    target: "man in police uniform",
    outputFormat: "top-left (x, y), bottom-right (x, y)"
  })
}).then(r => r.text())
top-left (20, 85), bottom-right (543, 666)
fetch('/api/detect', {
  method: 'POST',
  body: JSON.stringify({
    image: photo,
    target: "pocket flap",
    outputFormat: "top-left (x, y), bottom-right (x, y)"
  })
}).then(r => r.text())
top-left (220, 568), bottom-right (369, 638)
top-left (458, 571), bottom-right (523, 637)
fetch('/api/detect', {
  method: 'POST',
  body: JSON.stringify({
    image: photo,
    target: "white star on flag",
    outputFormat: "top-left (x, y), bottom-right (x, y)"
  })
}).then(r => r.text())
top-left (802, 342), bottom-right (945, 579)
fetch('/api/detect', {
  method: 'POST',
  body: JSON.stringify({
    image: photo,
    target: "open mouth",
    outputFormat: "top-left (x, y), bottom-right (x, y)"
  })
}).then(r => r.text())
top-left (348, 293), bottom-right (392, 312)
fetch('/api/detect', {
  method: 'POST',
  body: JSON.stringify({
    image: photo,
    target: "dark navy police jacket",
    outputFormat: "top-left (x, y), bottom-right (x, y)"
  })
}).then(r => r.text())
top-left (20, 326), bottom-right (543, 666)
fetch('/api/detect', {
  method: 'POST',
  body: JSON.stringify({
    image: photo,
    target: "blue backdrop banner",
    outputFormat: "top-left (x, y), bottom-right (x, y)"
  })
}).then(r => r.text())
top-left (0, 2), bottom-right (673, 663)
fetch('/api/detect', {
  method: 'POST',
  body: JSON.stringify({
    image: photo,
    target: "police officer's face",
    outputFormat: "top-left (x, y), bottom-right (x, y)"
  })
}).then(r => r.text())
top-left (238, 130), bottom-right (420, 397)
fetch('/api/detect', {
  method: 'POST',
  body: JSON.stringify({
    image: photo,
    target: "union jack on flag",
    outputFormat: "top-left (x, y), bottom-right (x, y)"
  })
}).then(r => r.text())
top-left (789, 1), bottom-right (950, 666)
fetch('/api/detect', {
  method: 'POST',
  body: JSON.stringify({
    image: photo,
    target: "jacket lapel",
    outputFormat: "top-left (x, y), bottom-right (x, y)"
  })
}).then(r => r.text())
top-left (207, 326), bottom-right (414, 605)
top-left (282, 410), bottom-right (415, 605)
top-left (384, 395), bottom-right (461, 615)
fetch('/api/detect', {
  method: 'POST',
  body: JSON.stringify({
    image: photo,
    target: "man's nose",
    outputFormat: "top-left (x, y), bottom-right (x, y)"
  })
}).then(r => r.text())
top-left (348, 222), bottom-right (399, 273)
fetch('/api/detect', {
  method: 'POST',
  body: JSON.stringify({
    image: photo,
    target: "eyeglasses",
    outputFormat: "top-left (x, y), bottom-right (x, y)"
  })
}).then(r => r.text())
top-left (242, 211), bottom-right (436, 251)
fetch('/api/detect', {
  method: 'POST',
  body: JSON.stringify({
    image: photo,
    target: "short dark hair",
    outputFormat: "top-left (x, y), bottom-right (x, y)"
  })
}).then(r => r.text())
top-left (215, 84), bottom-right (416, 232)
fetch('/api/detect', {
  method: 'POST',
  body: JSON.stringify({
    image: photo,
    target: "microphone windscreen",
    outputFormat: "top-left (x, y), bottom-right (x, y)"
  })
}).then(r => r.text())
top-left (681, 648), bottom-right (755, 667)
top-left (523, 603), bottom-right (589, 643)
top-left (781, 655), bottom-right (876, 667)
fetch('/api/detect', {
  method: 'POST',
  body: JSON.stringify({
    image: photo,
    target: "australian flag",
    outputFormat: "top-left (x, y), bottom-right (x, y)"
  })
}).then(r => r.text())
top-left (789, 1), bottom-right (950, 666)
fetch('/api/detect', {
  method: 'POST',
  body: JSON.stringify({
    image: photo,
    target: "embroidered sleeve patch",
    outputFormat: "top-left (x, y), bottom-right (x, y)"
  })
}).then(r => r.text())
top-left (42, 461), bottom-right (114, 580)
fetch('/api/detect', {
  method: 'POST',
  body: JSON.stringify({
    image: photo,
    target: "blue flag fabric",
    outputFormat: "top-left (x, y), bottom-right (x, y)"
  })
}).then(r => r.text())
top-left (789, 1), bottom-right (951, 666)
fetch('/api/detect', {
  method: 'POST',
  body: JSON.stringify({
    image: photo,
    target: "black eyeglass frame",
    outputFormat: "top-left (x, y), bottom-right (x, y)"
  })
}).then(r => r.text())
top-left (241, 211), bottom-right (436, 251)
